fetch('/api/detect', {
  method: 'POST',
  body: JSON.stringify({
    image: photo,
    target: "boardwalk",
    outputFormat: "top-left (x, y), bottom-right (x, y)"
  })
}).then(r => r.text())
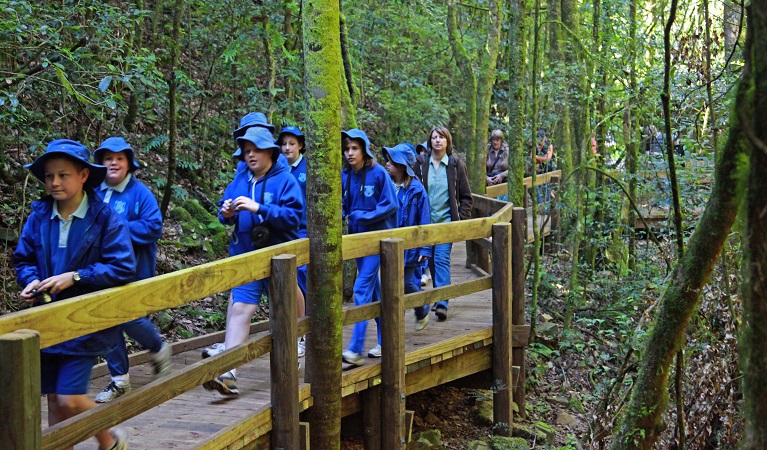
top-left (45, 242), bottom-right (499, 449)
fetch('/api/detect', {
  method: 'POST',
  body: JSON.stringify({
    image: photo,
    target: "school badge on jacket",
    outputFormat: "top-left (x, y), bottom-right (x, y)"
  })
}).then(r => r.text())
top-left (264, 192), bottom-right (274, 205)
top-left (364, 185), bottom-right (374, 197)
top-left (114, 200), bottom-right (127, 215)
top-left (298, 173), bottom-right (306, 182)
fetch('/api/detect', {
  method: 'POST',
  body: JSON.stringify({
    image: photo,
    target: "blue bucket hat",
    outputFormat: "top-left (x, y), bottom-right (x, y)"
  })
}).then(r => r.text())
top-left (236, 127), bottom-right (281, 161)
top-left (232, 112), bottom-right (275, 142)
top-left (93, 137), bottom-right (141, 172)
top-left (341, 128), bottom-right (374, 159)
top-left (25, 139), bottom-right (106, 189)
top-left (277, 126), bottom-right (306, 154)
top-left (382, 143), bottom-right (416, 177)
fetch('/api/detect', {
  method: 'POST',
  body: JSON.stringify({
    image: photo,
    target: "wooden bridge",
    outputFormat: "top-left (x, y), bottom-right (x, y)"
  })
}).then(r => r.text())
top-left (0, 173), bottom-right (561, 449)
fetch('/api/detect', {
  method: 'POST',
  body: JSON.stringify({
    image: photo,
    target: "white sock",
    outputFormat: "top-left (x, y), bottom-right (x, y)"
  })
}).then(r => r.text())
top-left (112, 374), bottom-right (130, 386)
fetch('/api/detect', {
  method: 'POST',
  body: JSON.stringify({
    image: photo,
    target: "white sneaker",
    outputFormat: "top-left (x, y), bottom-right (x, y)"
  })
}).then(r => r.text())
top-left (342, 349), bottom-right (364, 366)
top-left (201, 342), bottom-right (225, 359)
top-left (95, 381), bottom-right (131, 403)
top-left (421, 273), bottom-right (430, 287)
top-left (109, 427), bottom-right (128, 450)
top-left (151, 342), bottom-right (172, 375)
top-left (297, 337), bottom-right (306, 358)
top-left (415, 315), bottom-right (429, 331)
top-left (367, 344), bottom-right (382, 358)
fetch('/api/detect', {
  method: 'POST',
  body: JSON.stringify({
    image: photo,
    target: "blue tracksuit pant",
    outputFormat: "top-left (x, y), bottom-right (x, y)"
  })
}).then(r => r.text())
top-left (429, 242), bottom-right (453, 309)
top-left (106, 317), bottom-right (164, 376)
top-left (347, 254), bottom-right (382, 354)
top-left (406, 266), bottom-right (429, 320)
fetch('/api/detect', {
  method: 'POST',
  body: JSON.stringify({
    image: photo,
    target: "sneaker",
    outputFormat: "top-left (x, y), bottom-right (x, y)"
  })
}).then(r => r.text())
top-left (201, 342), bottom-right (225, 359)
top-left (342, 349), bottom-right (364, 366)
top-left (203, 370), bottom-right (239, 395)
top-left (95, 381), bottom-right (131, 403)
top-left (297, 337), bottom-right (306, 358)
top-left (151, 342), bottom-right (172, 375)
top-left (435, 305), bottom-right (448, 321)
top-left (415, 315), bottom-right (429, 331)
top-left (368, 344), bottom-right (382, 358)
top-left (109, 427), bottom-right (128, 450)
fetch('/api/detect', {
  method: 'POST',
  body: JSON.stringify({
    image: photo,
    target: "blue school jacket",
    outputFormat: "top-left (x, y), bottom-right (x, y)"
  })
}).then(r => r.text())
top-left (218, 154), bottom-right (304, 255)
top-left (342, 163), bottom-right (398, 234)
top-left (14, 192), bottom-right (137, 355)
top-left (289, 156), bottom-right (308, 237)
top-left (96, 176), bottom-right (162, 281)
top-left (396, 178), bottom-right (433, 267)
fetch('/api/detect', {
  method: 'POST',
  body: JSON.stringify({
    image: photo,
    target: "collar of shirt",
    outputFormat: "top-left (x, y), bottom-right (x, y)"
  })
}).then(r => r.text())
top-left (100, 173), bottom-right (132, 193)
top-left (291, 154), bottom-right (304, 168)
top-left (430, 152), bottom-right (449, 167)
top-left (51, 191), bottom-right (90, 220)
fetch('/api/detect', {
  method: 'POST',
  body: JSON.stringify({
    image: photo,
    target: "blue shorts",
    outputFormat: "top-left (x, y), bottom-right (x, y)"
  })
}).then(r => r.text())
top-left (40, 353), bottom-right (97, 395)
top-left (232, 279), bottom-right (268, 305)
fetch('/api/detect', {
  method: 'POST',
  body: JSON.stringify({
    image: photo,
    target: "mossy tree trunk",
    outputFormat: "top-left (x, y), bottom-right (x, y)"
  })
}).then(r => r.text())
top-left (506, 0), bottom-right (527, 207)
top-left (610, 17), bottom-right (753, 445)
top-left (302, 0), bottom-right (344, 447)
top-left (742, 1), bottom-right (767, 445)
top-left (159, 0), bottom-right (184, 220)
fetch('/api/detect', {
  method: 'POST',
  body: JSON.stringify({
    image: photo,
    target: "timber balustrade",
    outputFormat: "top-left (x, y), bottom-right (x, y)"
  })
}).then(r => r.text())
top-left (0, 194), bottom-right (531, 449)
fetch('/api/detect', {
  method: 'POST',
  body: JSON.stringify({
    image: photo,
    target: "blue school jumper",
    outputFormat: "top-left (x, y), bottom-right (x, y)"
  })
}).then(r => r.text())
top-left (342, 163), bottom-right (398, 355)
top-left (395, 178), bottom-right (432, 321)
top-left (219, 154), bottom-right (303, 303)
top-left (14, 192), bottom-right (136, 356)
top-left (97, 175), bottom-right (165, 375)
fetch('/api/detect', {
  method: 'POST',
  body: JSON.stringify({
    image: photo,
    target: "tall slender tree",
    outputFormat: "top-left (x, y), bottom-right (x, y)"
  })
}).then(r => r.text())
top-left (160, 0), bottom-right (184, 220)
top-left (302, 0), bottom-right (344, 447)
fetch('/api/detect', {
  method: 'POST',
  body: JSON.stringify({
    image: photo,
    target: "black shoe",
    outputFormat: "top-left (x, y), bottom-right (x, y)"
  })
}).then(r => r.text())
top-left (435, 305), bottom-right (448, 321)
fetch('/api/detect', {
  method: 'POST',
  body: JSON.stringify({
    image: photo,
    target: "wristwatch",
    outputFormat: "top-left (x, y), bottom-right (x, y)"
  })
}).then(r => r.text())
top-left (73, 271), bottom-right (81, 283)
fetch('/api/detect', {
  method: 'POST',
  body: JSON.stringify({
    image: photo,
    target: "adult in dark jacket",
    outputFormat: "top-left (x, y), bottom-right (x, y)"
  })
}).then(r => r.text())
top-left (91, 137), bottom-right (170, 403)
top-left (413, 126), bottom-right (472, 321)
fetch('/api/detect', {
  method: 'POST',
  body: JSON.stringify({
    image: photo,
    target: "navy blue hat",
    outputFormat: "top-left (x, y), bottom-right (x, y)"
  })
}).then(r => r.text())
top-left (382, 143), bottom-right (416, 177)
top-left (236, 127), bottom-right (281, 161)
top-left (415, 141), bottom-right (428, 154)
top-left (93, 137), bottom-right (141, 172)
top-left (232, 112), bottom-right (276, 141)
top-left (277, 126), bottom-right (306, 154)
top-left (25, 139), bottom-right (106, 188)
top-left (341, 128), bottom-right (374, 159)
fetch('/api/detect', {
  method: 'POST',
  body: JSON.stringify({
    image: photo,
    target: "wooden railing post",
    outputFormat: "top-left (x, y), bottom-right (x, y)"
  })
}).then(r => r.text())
top-left (269, 254), bottom-right (299, 450)
top-left (511, 208), bottom-right (527, 418)
top-left (492, 223), bottom-right (513, 436)
top-left (380, 238), bottom-right (406, 449)
top-left (0, 329), bottom-right (41, 450)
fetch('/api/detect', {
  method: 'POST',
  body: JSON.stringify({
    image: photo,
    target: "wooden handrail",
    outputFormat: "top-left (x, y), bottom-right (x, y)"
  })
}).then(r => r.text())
top-left (485, 169), bottom-right (562, 198)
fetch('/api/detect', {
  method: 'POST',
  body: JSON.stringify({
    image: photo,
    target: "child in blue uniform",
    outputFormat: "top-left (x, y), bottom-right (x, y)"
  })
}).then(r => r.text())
top-left (14, 139), bottom-right (136, 450)
top-left (203, 127), bottom-right (304, 395)
top-left (383, 143), bottom-right (432, 331)
top-left (234, 112), bottom-right (276, 174)
top-left (277, 126), bottom-right (308, 357)
top-left (92, 137), bottom-right (170, 403)
top-left (341, 129), bottom-right (398, 366)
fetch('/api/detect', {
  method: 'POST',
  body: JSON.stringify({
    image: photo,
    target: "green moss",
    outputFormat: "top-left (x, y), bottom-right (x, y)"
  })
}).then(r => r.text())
top-left (182, 198), bottom-right (215, 222)
top-left (211, 231), bottom-right (230, 256)
top-left (169, 206), bottom-right (192, 222)
top-left (569, 394), bottom-right (585, 413)
top-left (490, 436), bottom-right (529, 450)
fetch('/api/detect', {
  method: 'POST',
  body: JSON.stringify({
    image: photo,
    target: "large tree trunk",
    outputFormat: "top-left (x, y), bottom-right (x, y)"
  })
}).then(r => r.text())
top-left (302, 0), bottom-right (344, 447)
top-left (506, 0), bottom-right (527, 207)
top-left (159, 0), bottom-right (183, 220)
top-left (446, 1), bottom-right (479, 190)
top-left (611, 17), bottom-right (752, 447)
top-left (742, 1), bottom-right (767, 446)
